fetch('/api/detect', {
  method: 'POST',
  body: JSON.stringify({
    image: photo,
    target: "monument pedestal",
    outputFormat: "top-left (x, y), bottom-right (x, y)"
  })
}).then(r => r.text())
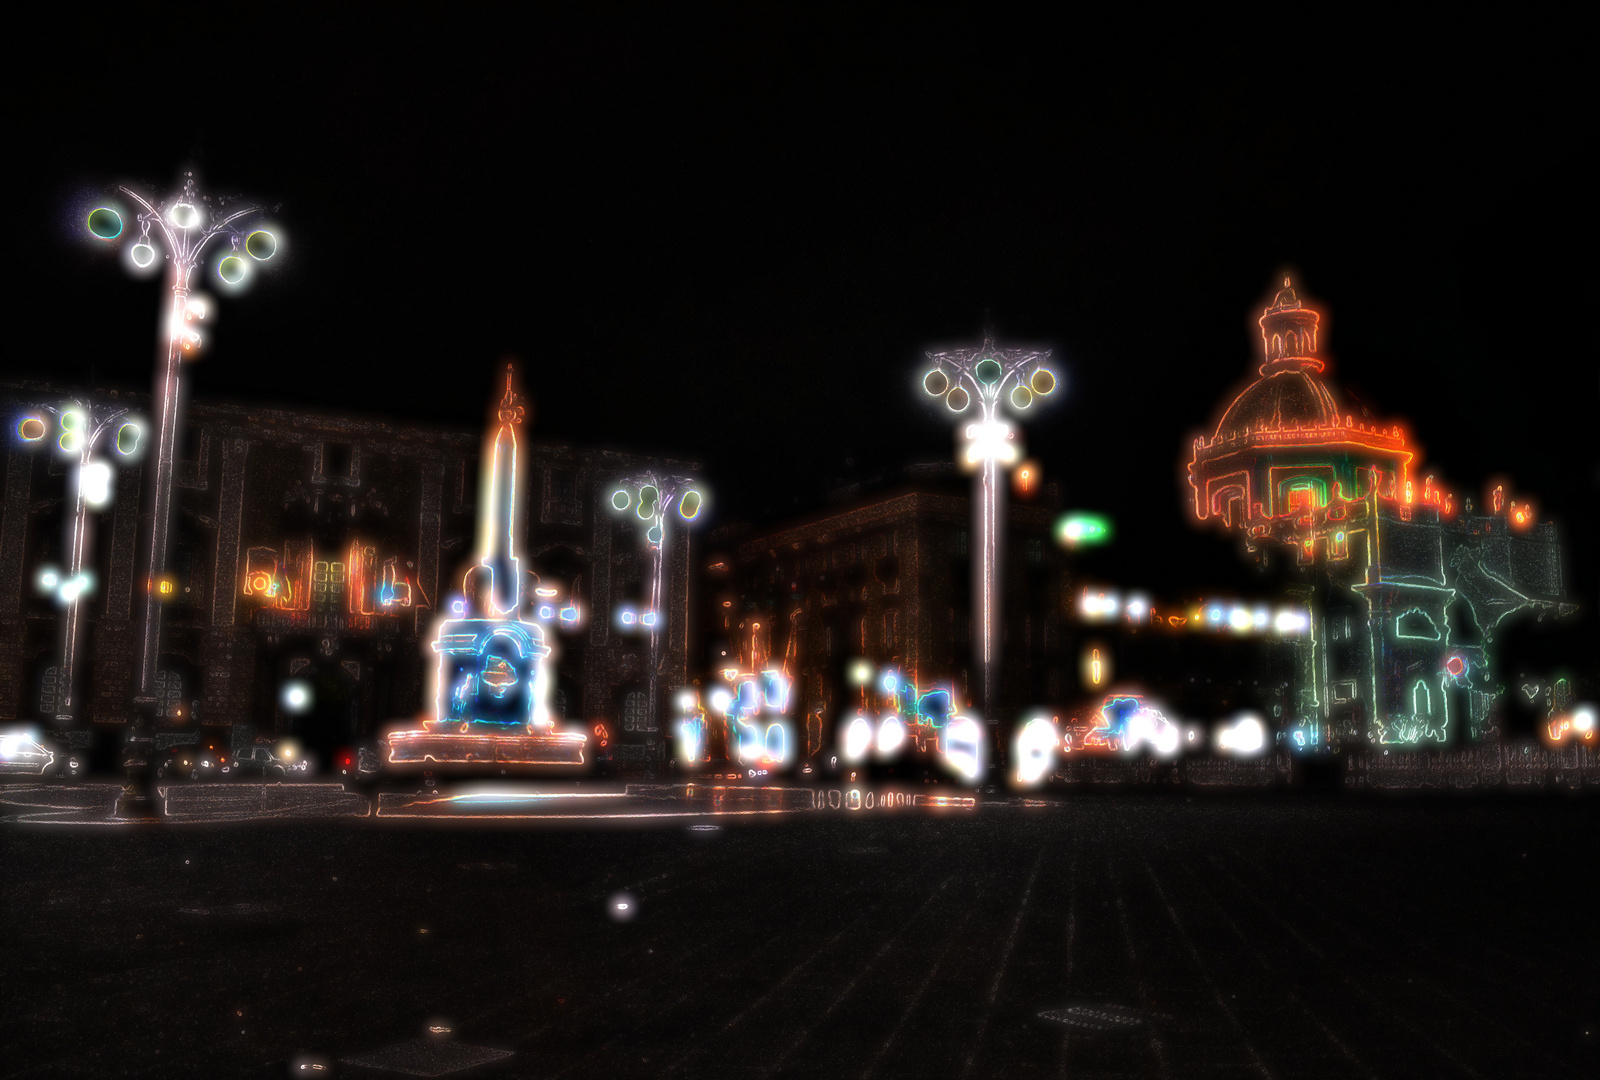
top-left (385, 728), bottom-right (587, 768)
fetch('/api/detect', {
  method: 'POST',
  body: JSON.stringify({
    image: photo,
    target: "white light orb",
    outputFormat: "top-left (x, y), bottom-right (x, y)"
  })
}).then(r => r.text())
top-left (942, 715), bottom-right (984, 783)
top-left (280, 679), bottom-right (313, 715)
top-left (1215, 713), bottom-right (1266, 757)
top-left (1014, 716), bottom-right (1058, 786)
top-left (79, 459), bottom-right (114, 508)
top-left (167, 202), bottom-right (202, 230)
top-left (875, 715), bottom-right (906, 758)
top-left (841, 714), bottom-right (873, 763)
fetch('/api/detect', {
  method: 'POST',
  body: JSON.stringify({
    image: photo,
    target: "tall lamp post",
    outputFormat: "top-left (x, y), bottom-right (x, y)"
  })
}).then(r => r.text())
top-left (15, 403), bottom-right (146, 727)
top-left (921, 328), bottom-right (1060, 726)
top-left (609, 474), bottom-right (705, 740)
top-left (84, 172), bottom-right (279, 710)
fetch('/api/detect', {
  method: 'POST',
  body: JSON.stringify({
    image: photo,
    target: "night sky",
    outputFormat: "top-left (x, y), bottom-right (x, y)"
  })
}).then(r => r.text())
top-left (16, 14), bottom-right (1596, 668)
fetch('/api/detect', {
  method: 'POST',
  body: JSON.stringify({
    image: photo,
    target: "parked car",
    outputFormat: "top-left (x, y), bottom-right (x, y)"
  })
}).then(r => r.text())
top-left (0, 728), bottom-right (56, 775)
top-left (155, 746), bottom-right (223, 782)
top-left (230, 742), bottom-right (311, 779)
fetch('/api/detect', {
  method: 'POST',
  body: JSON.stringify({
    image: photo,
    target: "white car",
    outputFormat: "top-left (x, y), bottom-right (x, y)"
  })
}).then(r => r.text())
top-left (0, 730), bottom-right (56, 775)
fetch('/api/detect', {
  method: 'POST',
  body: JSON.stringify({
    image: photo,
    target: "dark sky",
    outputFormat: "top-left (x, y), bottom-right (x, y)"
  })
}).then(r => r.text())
top-left (16, 13), bottom-right (1596, 665)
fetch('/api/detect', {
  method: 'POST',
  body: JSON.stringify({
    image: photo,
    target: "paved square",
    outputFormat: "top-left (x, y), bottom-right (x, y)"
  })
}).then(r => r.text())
top-left (3, 795), bottom-right (1595, 1077)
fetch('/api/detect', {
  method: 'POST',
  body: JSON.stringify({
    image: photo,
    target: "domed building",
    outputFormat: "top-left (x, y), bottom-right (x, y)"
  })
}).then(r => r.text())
top-left (1189, 279), bottom-right (1571, 755)
top-left (1190, 278), bottom-right (1412, 535)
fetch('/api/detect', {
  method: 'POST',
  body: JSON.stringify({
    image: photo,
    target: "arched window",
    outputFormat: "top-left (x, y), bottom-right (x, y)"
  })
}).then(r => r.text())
top-left (1272, 333), bottom-right (1283, 358)
top-left (1395, 609), bottom-right (1441, 641)
top-left (1411, 679), bottom-right (1432, 718)
top-left (1286, 332), bottom-right (1299, 355)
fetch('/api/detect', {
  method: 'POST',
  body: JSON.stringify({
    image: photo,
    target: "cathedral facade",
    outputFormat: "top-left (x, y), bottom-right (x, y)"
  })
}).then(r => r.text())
top-left (1189, 280), bottom-right (1571, 751)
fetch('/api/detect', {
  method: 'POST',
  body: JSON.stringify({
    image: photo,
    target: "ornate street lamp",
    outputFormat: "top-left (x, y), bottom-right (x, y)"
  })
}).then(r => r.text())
top-left (921, 327), bottom-right (1060, 727)
top-left (84, 172), bottom-right (280, 710)
top-left (609, 474), bottom-right (705, 738)
top-left (14, 402), bottom-right (146, 726)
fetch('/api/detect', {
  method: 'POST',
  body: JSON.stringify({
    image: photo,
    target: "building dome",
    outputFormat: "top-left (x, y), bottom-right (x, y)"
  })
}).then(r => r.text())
top-left (1214, 366), bottom-right (1341, 439)
top-left (1190, 277), bottom-right (1414, 533)
top-left (1213, 276), bottom-right (1337, 439)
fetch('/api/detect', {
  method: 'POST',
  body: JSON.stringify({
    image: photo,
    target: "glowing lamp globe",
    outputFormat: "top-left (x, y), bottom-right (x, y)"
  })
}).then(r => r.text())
top-left (923, 369), bottom-right (949, 397)
top-left (217, 255), bottom-right (249, 285)
top-left (245, 229), bottom-right (277, 260)
top-left (636, 485), bottom-right (659, 520)
top-left (167, 202), bottom-right (202, 230)
top-left (87, 207), bottom-right (123, 240)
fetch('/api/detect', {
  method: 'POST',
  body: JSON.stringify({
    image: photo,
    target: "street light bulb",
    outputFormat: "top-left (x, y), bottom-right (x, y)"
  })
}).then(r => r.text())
top-left (245, 229), bottom-right (277, 260)
top-left (87, 207), bottom-right (123, 240)
top-left (610, 489), bottom-right (631, 512)
top-left (167, 202), bottom-right (202, 230)
top-left (975, 358), bottom-right (1002, 385)
top-left (945, 386), bottom-right (970, 412)
top-left (17, 416), bottom-right (46, 442)
top-left (678, 489), bottom-right (703, 521)
top-left (1009, 384), bottom-right (1034, 410)
top-left (923, 369), bottom-right (949, 397)
top-left (80, 460), bottom-right (114, 508)
top-left (217, 255), bottom-right (249, 285)
top-left (1030, 368), bottom-right (1057, 396)
top-left (185, 298), bottom-right (207, 321)
top-left (636, 485), bottom-right (659, 520)
top-left (130, 242), bottom-right (157, 269)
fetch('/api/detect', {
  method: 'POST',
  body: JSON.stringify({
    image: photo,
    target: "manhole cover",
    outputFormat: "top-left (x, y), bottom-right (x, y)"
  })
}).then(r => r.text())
top-left (1038, 1003), bottom-right (1149, 1032)
top-left (341, 1040), bottom-right (513, 1076)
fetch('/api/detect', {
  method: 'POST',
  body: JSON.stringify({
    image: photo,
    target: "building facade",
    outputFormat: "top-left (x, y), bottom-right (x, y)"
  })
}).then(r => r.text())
top-left (1, 383), bottom-right (694, 771)
top-left (700, 470), bottom-right (1071, 768)
top-left (1188, 280), bottom-right (1572, 751)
